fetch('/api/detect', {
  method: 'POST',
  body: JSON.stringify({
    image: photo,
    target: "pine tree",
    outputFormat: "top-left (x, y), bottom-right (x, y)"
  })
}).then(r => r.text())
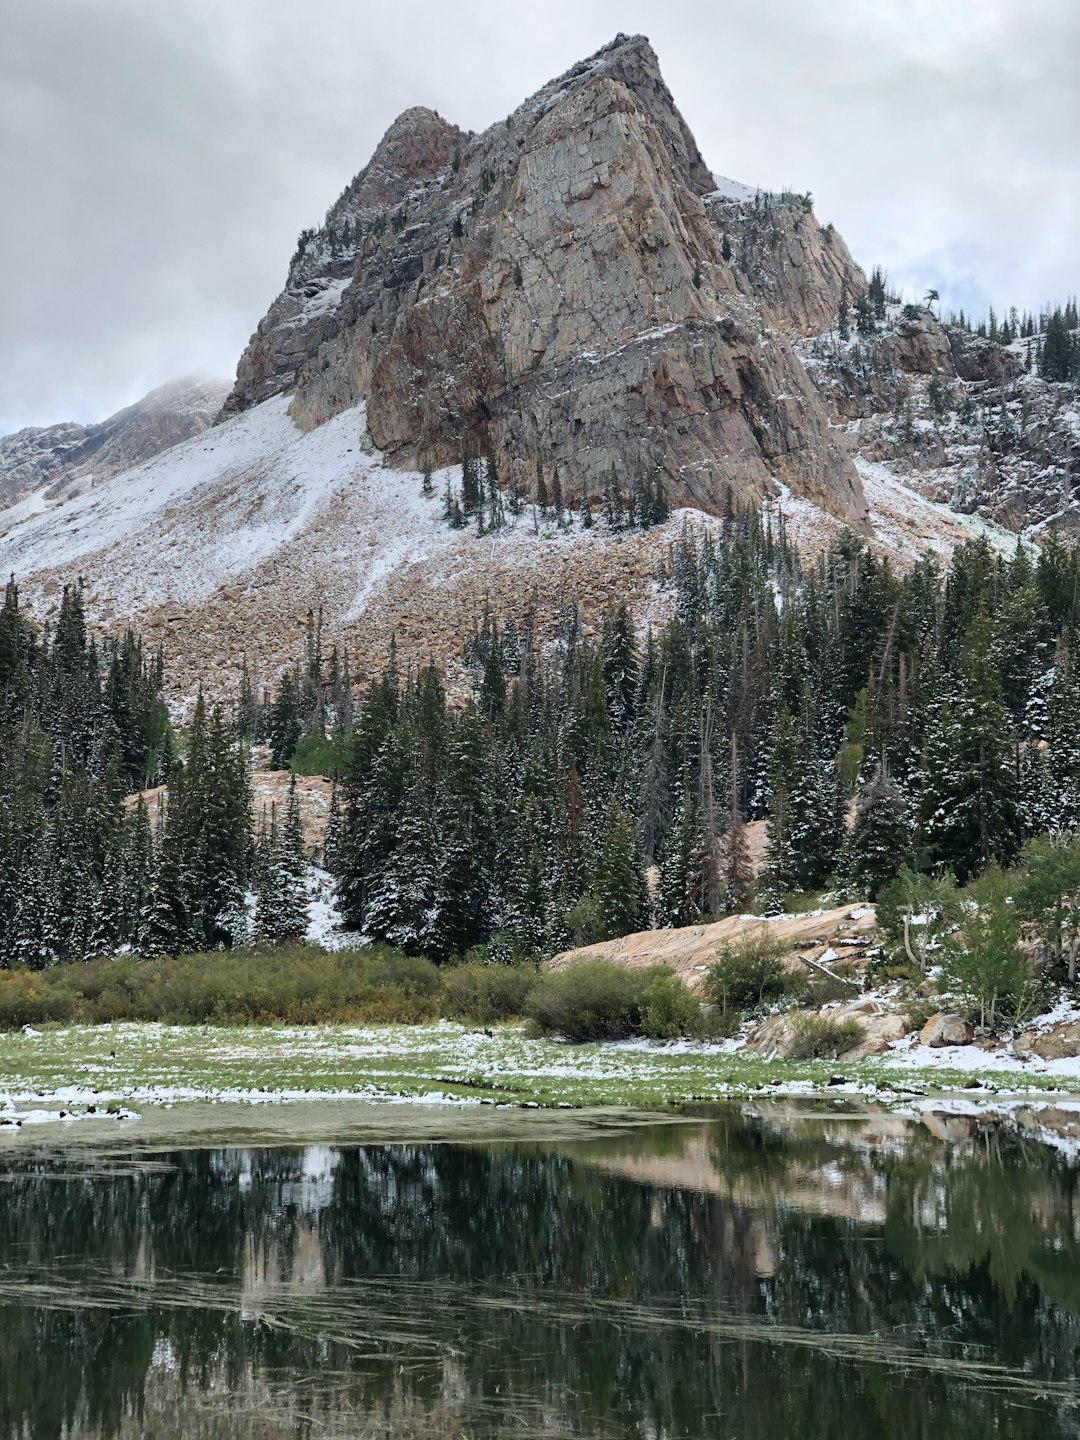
top-left (656, 790), bottom-right (697, 927)
top-left (720, 738), bottom-right (753, 912)
top-left (254, 804), bottom-right (307, 944)
top-left (592, 803), bottom-right (650, 940)
top-left (919, 611), bottom-right (1019, 882)
top-left (839, 766), bottom-right (912, 898)
top-left (267, 671), bottom-right (302, 768)
top-left (579, 478), bottom-right (593, 529)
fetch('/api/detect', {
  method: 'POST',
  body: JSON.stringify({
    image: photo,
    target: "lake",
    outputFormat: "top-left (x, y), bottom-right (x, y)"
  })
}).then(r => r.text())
top-left (1, 1102), bottom-right (1078, 1437)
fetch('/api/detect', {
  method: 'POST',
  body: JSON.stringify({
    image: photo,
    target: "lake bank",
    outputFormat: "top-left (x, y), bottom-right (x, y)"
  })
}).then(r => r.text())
top-left (3, 1021), bottom-right (1080, 1159)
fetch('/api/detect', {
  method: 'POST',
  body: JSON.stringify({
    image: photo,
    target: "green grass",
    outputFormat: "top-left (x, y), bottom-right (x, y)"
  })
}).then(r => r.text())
top-left (1, 1021), bottom-right (1074, 1119)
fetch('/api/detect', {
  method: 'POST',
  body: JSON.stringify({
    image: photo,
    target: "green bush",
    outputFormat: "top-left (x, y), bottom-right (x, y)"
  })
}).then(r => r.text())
top-left (527, 961), bottom-right (643, 1042)
top-left (290, 731), bottom-right (349, 778)
top-left (706, 932), bottom-right (798, 1015)
top-left (441, 963), bottom-right (537, 1023)
top-left (639, 969), bottom-right (701, 1039)
top-left (876, 866), bottom-right (961, 973)
top-left (527, 961), bottom-right (701, 1043)
top-left (940, 868), bottom-right (1043, 1029)
top-left (786, 1013), bottom-right (863, 1060)
top-left (0, 945), bottom-right (445, 1029)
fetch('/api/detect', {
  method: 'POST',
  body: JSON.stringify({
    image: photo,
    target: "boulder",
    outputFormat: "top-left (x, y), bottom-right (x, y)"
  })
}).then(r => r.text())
top-left (1014, 1020), bottom-right (1080, 1061)
top-left (837, 1013), bottom-right (908, 1061)
top-left (918, 1012), bottom-right (974, 1048)
top-left (747, 1013), bottom-right (799, 1059)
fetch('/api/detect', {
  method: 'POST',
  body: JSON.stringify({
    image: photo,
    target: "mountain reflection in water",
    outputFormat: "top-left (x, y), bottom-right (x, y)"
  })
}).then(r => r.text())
top-left (1, 1105), bottom-right (1079, 1439)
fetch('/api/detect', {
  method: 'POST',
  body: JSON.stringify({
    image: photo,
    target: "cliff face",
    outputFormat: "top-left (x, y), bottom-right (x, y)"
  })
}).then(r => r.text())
top-left (224, 35), bottom-right (867, 526)
top-left (705, 181), bottom-right (867, 340)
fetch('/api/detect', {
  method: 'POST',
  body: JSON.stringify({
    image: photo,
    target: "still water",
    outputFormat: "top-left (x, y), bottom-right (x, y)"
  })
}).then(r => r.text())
top-left (1, 1103), bottom-right (1079, 1438)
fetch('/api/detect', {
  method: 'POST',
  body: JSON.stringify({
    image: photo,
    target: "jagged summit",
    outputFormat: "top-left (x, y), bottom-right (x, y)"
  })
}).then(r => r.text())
top-left (222, 35), bottom-right (868, 525)
top-left (503, 33), bottom-right (715, 196)
top-left (334, 106), bottom-right (464, 216)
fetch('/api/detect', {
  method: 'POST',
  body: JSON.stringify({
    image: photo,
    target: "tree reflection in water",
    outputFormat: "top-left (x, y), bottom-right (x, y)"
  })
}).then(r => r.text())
top-left (1, 1107), bottom-right (1079, 1439)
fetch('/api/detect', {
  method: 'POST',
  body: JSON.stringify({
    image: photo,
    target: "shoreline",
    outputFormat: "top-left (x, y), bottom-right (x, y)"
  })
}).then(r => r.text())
top-left (3, 1021), bottom-right (1080, 1160)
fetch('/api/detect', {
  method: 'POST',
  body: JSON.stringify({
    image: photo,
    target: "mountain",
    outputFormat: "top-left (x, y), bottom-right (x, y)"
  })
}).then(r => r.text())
top-left (0, 378), bottom-right (229, 527)
top-left (223, 34), bottom-right (868, 525)
top-left (0, 35), bottom-right (1076, 706)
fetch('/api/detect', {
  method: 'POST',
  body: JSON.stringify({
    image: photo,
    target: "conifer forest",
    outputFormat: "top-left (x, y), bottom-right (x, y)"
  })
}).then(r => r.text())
top-left (7, 507), bottom-right (1080, 972)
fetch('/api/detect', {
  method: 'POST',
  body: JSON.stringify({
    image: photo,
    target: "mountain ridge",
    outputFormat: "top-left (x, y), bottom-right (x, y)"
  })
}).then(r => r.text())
top-left (0, 36), bottom-right (1076, 708)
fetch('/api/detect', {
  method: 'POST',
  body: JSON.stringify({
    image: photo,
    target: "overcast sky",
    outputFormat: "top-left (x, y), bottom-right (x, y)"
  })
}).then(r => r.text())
top-left (2, 0), bottom-right (1076, 433)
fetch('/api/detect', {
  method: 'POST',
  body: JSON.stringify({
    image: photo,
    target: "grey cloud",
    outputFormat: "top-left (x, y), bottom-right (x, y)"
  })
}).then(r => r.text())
top-left (2, 0), bottom-right (1076, 431)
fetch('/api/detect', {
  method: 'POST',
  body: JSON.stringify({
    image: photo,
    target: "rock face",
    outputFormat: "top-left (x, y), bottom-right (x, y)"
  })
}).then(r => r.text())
top-left (704, 183), bottom-right (867, 339)
top-left (0, 378), bottom-right (229, 517)
top-left (918, 1012), bottom-right (975, 1048)
top-left (224, 34), bottom-right (867, 526)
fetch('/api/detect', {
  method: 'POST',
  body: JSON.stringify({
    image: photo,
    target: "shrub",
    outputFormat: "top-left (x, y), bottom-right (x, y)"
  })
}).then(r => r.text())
top-left (639, 969), bottom-right (700, 1040)
top-left (291, 731), bottom-right (348, 778)
top-left (442, 963), bottom-right (536, 1023)
top-left (876, 866), bottom-right (961, 972)
top-left (0, 945), bottom-right (444, 1029)
top-left (787, 1013), bottom-right (863, 1060)
top-left (801, 967), bottom-right (858, 1008)
top-left (939, 869), bottom-right (1043, 1030)
top-left (527, 961), bottom-right (701, 1043)
top-left (706, 932), bottom-right (797, 1015)
top-left (527, 961), bottom-right (644, 1042)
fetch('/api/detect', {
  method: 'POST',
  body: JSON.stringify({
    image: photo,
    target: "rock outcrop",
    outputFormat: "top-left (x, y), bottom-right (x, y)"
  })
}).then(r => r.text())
top-left (1014, 1019), bottom-right (1080, 1061)
top-left (0, 378), bottom-right (229, 517)
top-left (704, 183), bottom-right (867, 340)
top-left (223, 34), bottom-right (867, 526)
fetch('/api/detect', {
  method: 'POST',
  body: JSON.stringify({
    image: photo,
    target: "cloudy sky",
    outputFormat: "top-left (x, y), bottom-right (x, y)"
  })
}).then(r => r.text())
top-left (2, 0), bottom-right (1076, 433)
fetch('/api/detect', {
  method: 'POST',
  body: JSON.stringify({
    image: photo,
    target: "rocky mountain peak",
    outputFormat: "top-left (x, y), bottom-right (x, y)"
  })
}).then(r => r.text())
top-left (507, 33), bottom-right (715, 196)
top-left (334, 106), bottom-right (464, 216)
top-left (223, 35), bottom-right (868, 525)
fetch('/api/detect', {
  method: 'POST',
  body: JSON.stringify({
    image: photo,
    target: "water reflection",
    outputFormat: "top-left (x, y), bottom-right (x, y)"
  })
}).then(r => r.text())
top-left (1, 1107), bottom-right (1079, 1438)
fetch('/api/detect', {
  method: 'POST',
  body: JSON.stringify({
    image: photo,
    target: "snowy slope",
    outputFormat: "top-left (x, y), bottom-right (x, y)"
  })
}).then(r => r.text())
top-left (0, 395), bottom-right (494, 623)
top-left (0, 386), bottom-right (1035, 708)
top-left (0, 395), bottom-right (679, 703)
top-left (708, 172), bottom-right (760, 204)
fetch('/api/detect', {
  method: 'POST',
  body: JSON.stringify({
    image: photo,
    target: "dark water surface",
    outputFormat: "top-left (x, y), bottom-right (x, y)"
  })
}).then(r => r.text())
top-left (2, 1103), bottom-right (1080, 1438)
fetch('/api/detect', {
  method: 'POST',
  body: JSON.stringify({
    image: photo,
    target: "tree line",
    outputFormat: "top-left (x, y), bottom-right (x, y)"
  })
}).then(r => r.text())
top-left (12, 503), bottom-right (1080, 972)
top-left (0, 579), bottom-right (305, 966)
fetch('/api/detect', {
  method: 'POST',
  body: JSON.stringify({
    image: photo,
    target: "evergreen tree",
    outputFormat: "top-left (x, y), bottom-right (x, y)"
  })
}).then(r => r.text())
top-left (919, 611), bottom-right (1019, 882)
top-left (592, 803), bottom-right (650, 940)
top-left (839, 766), bottom-right (913, 898)
top-left (267, 671), bottom-right (302, 769)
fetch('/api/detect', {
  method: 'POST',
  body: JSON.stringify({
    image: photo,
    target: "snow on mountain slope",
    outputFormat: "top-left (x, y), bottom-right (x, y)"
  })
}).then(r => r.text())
top-left (0, 397), bottom-right (680, 705)
top-left (0, 386), bottom-right (1028, 711)
top-left (708, 172), bottom-right (761, 204)
top-left (0, 377), bottom-right (228, 514)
